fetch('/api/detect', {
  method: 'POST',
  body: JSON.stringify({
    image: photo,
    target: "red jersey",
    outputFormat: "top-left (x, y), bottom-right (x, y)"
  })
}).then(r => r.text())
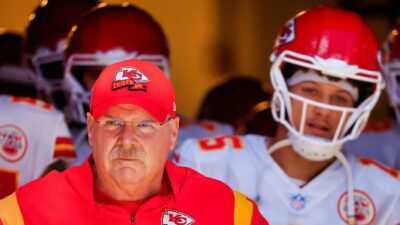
top-left (0, 159), bottom-right (268, 225)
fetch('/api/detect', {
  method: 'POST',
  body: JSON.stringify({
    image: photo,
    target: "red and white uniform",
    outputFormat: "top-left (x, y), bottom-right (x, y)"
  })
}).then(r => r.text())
top-left (177, 120), bottom-right (234, 147)
top-left (345, 120), bottom-right (400, 169)
top-left (174, 134), bottom-right (400, 225)
top-left (0, 95), bottom-right (75, 198)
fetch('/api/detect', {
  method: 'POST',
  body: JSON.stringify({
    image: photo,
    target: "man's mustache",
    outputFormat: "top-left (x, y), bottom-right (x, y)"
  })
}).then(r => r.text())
top-left (109, 147), bottom-right (145, 161)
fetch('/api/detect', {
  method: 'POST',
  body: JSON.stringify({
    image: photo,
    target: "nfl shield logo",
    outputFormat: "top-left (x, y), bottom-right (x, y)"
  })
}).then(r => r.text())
top-left (290, 194), bottom-right (306, 210)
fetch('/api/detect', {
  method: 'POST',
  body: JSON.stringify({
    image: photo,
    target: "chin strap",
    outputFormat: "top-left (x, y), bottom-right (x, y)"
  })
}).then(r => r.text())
top-left (335, 151), bottom-right (355, 225)
top-left (268, 138), bottom-right (291, 154)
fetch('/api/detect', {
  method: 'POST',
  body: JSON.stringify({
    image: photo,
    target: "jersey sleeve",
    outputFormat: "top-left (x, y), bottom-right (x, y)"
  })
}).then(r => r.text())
top-left (52, 115), bottom-right (76, 163)
top-left (173, 135), bottom-right (245, 181)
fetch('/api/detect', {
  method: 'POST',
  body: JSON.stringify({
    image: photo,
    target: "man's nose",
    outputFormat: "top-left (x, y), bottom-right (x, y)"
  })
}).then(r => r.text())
top-left (119, 122), bottom-right (137, 146)
top-left (312, 105), bottom-right (330, 117)
top-left (312, 96), bottom-right (331, 116)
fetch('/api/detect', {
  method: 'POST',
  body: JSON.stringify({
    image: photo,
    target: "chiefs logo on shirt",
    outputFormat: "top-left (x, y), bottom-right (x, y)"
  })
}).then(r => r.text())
top-left (337, 190), bottom-right (376, 225)
top-left (0, 125), bottom-right (27, 162)
top-left (162, 209), bottom-right (195, 225)
top-left (112, 66), bottom-right (149, 91)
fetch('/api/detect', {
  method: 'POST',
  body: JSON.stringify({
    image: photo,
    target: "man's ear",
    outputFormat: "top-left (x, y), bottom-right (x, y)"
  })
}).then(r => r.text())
top-left (168, 116), bottom-right (180, 151)
top-left (86, 112), bottom-right (95, 147)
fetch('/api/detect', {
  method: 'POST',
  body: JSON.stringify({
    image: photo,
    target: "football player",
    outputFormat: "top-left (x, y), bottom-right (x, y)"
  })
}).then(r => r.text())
top-left (0, 30), bottom-right (75, 199)
top-left (174, 6), bottom-right (400, 225)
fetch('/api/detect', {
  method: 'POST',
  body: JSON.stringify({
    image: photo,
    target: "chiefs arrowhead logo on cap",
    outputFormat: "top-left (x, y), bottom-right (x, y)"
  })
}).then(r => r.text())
top-left (161, 209), bottom-right (195, 225)
top-left (112, 67), bottom-right (149, 91)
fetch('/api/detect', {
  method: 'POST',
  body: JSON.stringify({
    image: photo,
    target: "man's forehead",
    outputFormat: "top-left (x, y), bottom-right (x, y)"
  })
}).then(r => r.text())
top-left (295, 80), bottom-right (353, 93)
top-left (288, 69), bottom-right (358, 100)
top-left (102, 104), bottom-right (156, 119)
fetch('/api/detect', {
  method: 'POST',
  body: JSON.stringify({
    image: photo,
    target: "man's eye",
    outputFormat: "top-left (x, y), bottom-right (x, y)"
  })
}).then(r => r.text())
top-left (333, 95), bottom-right (351, 105)
top-left (301, 87), bottom-right (317, 94)
top-left (106, 119), bottom-right (124, 126)
top-left (137, 122), bottom-right (154, 128)
top-left (336, 96), bottom-right (346, 103)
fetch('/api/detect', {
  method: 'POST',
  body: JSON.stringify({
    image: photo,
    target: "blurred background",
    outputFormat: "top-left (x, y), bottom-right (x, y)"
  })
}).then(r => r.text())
top-left (0, 0), bottom-right (399, 120)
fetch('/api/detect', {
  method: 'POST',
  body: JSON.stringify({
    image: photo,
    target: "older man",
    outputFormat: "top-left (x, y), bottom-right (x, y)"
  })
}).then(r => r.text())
top-left (0, 59), bottom-right (268, 225)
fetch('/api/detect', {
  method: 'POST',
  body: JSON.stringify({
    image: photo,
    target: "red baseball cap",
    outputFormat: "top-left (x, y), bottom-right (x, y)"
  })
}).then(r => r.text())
top-left (90, 59), bottom-right (176, 122)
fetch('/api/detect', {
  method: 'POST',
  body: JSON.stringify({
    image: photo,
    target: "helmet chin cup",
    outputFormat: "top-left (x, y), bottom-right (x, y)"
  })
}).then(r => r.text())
top-left (288, 132), bottom-right (343, 161)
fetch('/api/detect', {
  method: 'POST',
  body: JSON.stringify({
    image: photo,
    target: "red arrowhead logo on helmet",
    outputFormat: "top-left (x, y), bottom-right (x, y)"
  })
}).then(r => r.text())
top-left (276, 19), bottom-right (295, 48)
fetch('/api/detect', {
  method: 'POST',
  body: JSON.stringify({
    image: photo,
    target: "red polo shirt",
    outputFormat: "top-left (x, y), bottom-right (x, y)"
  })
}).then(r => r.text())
top-left (0, 159), bottom-right (268, 225)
